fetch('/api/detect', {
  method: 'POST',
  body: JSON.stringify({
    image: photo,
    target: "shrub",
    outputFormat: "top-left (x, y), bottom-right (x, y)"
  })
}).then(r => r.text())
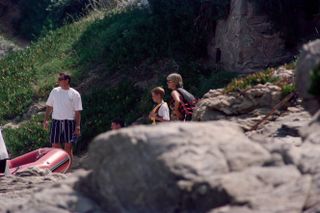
top-left (225, 69), bottom-right (279, 93)
top-left (309, 66), bottom-right (320, 96)
top-left (77, 82), bottom-right (148, 151)
top-left (281, 83), bottom-right (296, 97)
top-left (17, 0), bottom-right (91, 39)
top-left (251, 0), bottom-right (320, 49)
top-left (3, 116), bottom-right (49, 157)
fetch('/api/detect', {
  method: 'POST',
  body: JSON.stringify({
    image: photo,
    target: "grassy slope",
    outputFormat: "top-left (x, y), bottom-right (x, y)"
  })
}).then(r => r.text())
top-left (0, 7), bottom-right (242, 156)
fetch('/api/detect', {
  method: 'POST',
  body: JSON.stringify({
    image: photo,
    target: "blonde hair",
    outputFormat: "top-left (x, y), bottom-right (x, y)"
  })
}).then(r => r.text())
top-left (151, 87), bottom-right (165, 98)
top-left (167, 73), bottom-right (183, 88)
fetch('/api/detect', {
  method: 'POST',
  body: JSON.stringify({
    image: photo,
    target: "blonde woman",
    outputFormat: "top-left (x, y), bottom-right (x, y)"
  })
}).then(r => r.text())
top-left (167, 73), bottom-right (196, 121)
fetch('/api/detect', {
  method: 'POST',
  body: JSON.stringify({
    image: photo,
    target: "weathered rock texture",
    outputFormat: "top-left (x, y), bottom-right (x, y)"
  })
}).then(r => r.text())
top-left (81, 122), bottom-right (272, 213)
top-left (0, 169), bottom-right (102, 213)
top-left (193, 67), bottom-right (294, 130)
top-left (79, 118), bottom-right (320, 213)
top-left (295, 39), bottom-right (320, 115)
top-left (2, 116), bottom-right (320, 212)
top-left (209, 0), bottom-right (291, 72)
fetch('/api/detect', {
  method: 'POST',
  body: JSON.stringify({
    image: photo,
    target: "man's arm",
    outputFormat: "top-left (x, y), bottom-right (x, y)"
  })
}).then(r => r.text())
top-left (43, 106), bottom-right (53, 130)
top-left (74, 111), bottom-right (81, 136)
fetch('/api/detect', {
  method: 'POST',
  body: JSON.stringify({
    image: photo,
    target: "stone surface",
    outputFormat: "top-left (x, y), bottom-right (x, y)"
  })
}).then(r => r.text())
top-left (1, 111), bottom-right (320, 213)
top-left (295, 39), bottom-right (320, 115)
top-left (193, 68), bottom-right (295, 130)
top-left (81, 121), bottom-right (271, 213)
top-left (1, 170), bottom-right (102, 213)
top-left (209, 0), bottom-right (291, 72)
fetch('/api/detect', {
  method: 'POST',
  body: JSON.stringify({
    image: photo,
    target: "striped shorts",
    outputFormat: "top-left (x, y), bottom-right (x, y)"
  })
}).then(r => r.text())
top-left (50, 119), bottom-right (76, 144)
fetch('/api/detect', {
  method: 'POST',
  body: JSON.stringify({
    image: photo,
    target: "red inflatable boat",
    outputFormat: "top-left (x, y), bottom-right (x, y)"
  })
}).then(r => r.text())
top-left (5, 148), bottom-right (71, 175)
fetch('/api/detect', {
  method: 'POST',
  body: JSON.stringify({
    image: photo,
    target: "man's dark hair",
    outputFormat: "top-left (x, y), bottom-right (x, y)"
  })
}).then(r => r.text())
top-left (59, 72), bottom-right (71, 84)
top-left (112, 118), bottom-right (125, 127)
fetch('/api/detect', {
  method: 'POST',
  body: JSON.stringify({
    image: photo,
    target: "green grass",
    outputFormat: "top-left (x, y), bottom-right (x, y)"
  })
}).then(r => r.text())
top-left (3, 115), bottom-right (49, 157)
top-left (0, 5), bottom-right (236, 155)
top-left (0, 19), bottom-right (91, 120)
top-left (309, 66), bottom-right (320, 97)
top-left (224, 68), bottom-right (296, 96)
top-left (225, 69), bottom-right (279, 93)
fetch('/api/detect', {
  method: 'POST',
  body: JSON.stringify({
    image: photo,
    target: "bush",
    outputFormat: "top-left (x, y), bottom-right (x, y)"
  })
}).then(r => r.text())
top-left (77, 82), bottom-right (148, 151)
top-left (0, 20), bottom-right (90, 120)
top-left (3, 116), bottom-right (49, 157)
top-left (17, 0), bottom-right (91, 39)
top-left (251, 0), bottom-right (320, 49)
top-left (309, 66), bottom-right (320, 96)
top-left (225, 69), bottom-right (279, 93)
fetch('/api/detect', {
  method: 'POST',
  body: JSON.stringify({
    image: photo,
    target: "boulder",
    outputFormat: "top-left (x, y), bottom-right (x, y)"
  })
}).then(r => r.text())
top-left (295, 40), bottom-right (320, 114)
top-left (193, 67), bottom-right (298, 130)
top-left (80, 121), bottom-right (271, 213)
top-left (2, 111), bottom-right (320, 213)
top-left (1, 170), bottom-right (102, 213)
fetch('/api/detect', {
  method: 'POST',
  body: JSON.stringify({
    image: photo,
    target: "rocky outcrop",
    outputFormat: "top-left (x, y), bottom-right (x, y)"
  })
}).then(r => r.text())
top-left (295, 39), bottom-right (320, 115)
top-left (193, 67), bottom-right (294, 130)
top-left (1, 116), bottom-right (320, 212)
top-left (81, 122), bottom-right (271, 213)
top-left (209, 0), bottom-right (291, 72)
top-left (1, 169), bottom-right (102, 213)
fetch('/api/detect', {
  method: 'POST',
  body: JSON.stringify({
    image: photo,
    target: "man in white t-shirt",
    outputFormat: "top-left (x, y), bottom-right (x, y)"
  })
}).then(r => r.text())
top-left (43, 73), bottom-right (83, 160)
top-left (149, 87), bottom-right (170, 124)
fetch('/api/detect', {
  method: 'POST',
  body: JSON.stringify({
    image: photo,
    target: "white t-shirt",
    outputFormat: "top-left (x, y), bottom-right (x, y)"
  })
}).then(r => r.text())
top-left (158, 102), bottom-right (170, 121)
top-left (0, 130), bottom-right (8, 160)
top-left (46, 87), bottom-right (83, 120)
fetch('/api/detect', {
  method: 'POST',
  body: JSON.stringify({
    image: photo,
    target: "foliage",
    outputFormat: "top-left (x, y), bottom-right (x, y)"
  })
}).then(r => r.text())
top-left (17, 0), bottom-right (91, 39)
top-left (309, 66), bottom-right (320, 96)
top-left (75, 9), bottom-right (160, 70)
top-left (3, 116), bottom-right (49, 157)
top-left (281, 84), bottom-right (296, 97)
top-left (225, 69), bottom-right (279, 93)
top-left (148, 0), bottom-right (230, 58)
top-left (77, 82), bottom-right (147, 151)
top-left (0, 3), bottom-right (236, 154)
top-left (0, 20), bottom-right (89, 120)
top-left (251, 0), bottom-right (320, 49)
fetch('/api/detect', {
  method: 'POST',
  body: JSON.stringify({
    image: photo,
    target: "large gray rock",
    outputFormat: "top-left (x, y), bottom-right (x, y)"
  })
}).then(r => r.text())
top-left (0, 170), bottom-right (102, 213)
top-left (81, 121), bottom-right (271, 213)
top-left (3, 113), bottom-right (320, 213)
top-left (295, 40), bottom-right (320, 114)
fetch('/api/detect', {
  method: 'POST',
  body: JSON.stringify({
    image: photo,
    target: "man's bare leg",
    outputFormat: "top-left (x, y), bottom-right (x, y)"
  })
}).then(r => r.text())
top-left (52, 143), bottom-right (62, 149)
top-left (64, 143), bottom-right (73, 161)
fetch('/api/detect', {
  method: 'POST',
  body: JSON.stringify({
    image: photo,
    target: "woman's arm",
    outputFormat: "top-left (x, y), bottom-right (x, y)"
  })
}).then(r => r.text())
top-left (171, 91), bottom-right (183, 120)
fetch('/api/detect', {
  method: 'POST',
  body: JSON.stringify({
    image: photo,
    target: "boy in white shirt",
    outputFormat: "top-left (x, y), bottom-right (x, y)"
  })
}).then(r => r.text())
top-left (149, 87), bottom-right (170, 124)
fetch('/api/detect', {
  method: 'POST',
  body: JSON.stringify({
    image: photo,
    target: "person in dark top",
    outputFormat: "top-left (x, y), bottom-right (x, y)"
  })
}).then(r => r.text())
top-left (167, 73), bottom-right (197, 121)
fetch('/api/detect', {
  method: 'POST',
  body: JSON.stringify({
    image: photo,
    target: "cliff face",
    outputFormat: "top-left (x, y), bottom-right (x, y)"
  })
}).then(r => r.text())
top-left (208, 0), bottom-right (292, 73)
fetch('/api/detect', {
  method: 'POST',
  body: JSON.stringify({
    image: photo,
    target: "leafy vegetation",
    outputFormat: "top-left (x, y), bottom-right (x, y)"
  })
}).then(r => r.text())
top-left (251, 0), bottom-right (320, 50)
top-left (225, 69), bottom-right (279, 93)
top-left (0, 1), bottom-right (235, 155)
top-left (0, 20), bottom-right (90, 120)
top-left (17, 0), bottom-right (91, 40)
top-left (309, 66), bottom-right (320, 96)
top-left (224, 68), bottom-right (296, 96)
top-left (3, 116), bottom-right (49, 157)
